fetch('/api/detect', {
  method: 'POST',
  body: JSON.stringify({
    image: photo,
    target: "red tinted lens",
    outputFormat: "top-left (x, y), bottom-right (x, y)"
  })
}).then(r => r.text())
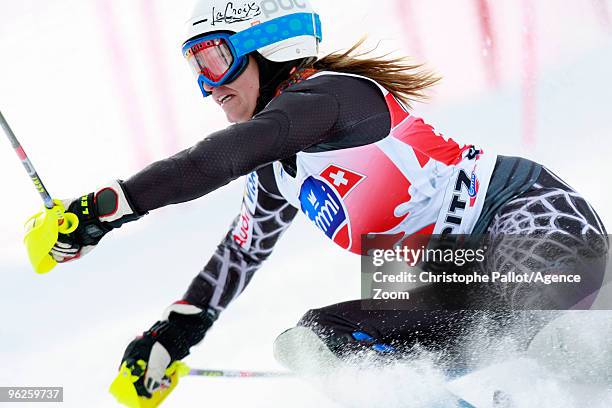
top-left (185, 38), bottom-right (235, 82)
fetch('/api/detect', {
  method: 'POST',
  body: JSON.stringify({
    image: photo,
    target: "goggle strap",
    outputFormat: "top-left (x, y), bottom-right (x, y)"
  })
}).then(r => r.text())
top-left (231, 12), bottom-right (323, 57)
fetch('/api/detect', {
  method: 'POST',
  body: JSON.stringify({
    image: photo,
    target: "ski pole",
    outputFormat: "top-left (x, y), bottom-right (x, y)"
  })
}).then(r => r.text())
top-left (110, 362), bottom-right (294, 407)
top-left (2, 109), bottom-right (79, 274)
top-left (0, 110), bottom-right (55, 209)
top-left (188, 368), bottom-right (295, 378)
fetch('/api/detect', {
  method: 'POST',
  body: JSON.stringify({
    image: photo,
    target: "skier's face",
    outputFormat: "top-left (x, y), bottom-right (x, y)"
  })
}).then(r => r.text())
top-left (203, 55), bottom-right (260, 123)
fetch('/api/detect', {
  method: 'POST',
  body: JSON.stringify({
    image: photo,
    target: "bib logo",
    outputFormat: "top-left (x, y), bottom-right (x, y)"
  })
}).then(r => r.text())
top-left (301, 176), bottom-right (346, 238)
top-left (299, 164), bottom-right (365, 249)
top-left (468, 172), bottom-right (479, 207)
top-left (441, 169), bottom-right (479, 235)
top-left (469, 173), bottom-right (479, 199)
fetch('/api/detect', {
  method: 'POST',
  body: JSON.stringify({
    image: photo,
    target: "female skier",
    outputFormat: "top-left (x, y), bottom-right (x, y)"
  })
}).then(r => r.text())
top-left (43, 0), bottom-right (608, 401)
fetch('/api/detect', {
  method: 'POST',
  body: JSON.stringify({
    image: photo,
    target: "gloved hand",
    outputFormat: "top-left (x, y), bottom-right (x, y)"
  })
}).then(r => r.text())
top-left (120, 302), bottom-right (216, 398)
top-left (50, 180), bottom-right (143, 262)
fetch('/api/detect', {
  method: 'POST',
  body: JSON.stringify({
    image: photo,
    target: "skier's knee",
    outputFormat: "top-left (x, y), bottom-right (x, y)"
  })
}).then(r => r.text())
top-left (297, 308), bottom-right (333, 332)
top-left (296, 308), bottom-right (396, 357)
top-left (297, 307), bottom-right (359, 336)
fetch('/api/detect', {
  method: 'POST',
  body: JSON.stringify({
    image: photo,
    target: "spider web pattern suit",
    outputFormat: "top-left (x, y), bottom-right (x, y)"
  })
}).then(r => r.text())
top-left (482, 167), bottom-right (609, 310)
top-left (183, 165), bottom-right (298, 312)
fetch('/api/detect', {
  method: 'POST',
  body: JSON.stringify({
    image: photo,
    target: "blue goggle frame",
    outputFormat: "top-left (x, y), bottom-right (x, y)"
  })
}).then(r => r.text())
top-left (183, 32), bottom-right (249, 96)
top-left (182, 12), bottom-right (322, 97)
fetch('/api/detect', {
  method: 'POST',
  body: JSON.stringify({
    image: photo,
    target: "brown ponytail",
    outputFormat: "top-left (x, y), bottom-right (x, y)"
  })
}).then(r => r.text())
top-left (311, 38), bottom-right (440, 108)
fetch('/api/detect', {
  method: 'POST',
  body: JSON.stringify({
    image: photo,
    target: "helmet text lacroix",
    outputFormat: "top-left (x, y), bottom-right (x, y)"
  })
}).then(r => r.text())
top-left (212, 2), bottom-right (262, 25)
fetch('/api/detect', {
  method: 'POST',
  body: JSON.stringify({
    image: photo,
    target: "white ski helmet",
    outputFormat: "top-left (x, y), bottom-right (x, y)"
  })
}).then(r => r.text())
top-left (182, 0), bottom-right (322, 96)
top-left (184, 0), bottom-right (321, 61)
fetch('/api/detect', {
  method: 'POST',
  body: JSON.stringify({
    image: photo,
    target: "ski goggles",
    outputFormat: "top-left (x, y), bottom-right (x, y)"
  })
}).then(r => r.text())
top-left (182, 12), bottom-right (322, 97)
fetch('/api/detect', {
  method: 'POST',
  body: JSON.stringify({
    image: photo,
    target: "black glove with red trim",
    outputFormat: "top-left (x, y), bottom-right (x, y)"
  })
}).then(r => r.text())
top-left (50, 180), bottom-right (144, 262)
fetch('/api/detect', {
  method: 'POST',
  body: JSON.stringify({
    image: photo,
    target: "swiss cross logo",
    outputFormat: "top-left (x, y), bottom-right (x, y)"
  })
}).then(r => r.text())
top-left (320, 165), bottom-right (365, 198)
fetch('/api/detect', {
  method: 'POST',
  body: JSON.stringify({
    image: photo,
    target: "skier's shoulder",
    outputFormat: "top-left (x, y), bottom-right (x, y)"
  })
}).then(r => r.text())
top-left (269, 70), bottom-right (390, 132)
top-left (282, 70), bottom-right (385, 101)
